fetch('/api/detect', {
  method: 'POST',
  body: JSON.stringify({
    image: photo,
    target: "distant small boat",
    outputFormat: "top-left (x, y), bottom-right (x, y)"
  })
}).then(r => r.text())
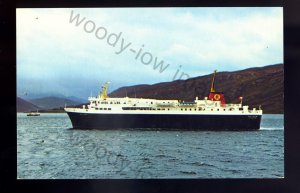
top-left (27, 110), bottom-right (40, 116)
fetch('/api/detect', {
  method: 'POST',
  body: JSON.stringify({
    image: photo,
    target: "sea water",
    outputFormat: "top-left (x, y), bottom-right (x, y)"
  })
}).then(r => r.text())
top-left (17, 113), bottom-right (283, 179)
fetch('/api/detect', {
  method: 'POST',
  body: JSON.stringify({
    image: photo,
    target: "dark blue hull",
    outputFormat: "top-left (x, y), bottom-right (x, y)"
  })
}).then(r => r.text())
top-left (66, 112), bottom-right (262, 130)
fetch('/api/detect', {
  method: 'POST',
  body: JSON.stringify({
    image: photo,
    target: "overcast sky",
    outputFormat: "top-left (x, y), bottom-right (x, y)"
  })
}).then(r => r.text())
top-left (17, 7), bottom-right (283, 99)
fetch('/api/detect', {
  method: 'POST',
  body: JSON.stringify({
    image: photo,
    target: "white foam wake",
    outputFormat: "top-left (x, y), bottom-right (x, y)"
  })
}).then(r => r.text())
top-left (260, 127), bottom-right (284, 130)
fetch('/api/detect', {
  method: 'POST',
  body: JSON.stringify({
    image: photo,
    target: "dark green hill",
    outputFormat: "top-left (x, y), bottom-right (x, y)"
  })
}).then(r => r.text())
top-left (110, 64), bottom-right (283, 114)
top-left (17, 97), bottom-right (40, 112)
top-left (28, 97), bottom-right (82, 110)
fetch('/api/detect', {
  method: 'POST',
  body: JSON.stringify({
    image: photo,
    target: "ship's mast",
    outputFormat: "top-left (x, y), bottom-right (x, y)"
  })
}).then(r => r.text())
top-left (99, 82), bottom-right (110, 99)
top-left (210, 70), bottom-right (217, 92)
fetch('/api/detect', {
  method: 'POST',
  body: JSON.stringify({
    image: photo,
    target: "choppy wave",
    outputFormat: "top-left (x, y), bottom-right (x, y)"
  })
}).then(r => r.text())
top-left (17, 113), bottom-right (284, 178)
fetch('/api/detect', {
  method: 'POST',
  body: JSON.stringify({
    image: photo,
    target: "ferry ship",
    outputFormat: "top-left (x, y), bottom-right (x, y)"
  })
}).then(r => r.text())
top-left (65, 71), bottom-right (262, 130)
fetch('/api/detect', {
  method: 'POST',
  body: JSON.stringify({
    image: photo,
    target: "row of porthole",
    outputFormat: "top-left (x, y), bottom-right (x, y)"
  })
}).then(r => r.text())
top-left (179, 108), bottom-right (235, 111)
top-left (123, 108), bottom-right (236, 111)
top-left (123, 108), bottom-right (169, 111)
top-left (96, 101), bottom-right (157, 105)
top-left (94, 102), bottom-right (121, 105)
top-left (95, 108), bottom-right (111, 110)
top-left (93, 101), bottom-right (121, 105)
top-left (92, 107), bottom-right (235, 111)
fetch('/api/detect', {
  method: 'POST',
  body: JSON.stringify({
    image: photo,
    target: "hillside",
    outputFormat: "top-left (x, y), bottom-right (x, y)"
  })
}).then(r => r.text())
top-left (110, 64), bottom-right (283, 114)
top-left (28, 97), bottom-right (83, 110)
top-left (17, 97), bottom-right (40, 112)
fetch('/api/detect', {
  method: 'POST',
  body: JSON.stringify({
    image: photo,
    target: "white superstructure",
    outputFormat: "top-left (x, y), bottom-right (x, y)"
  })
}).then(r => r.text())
top-left (64, 82), bottom-right (262, 116)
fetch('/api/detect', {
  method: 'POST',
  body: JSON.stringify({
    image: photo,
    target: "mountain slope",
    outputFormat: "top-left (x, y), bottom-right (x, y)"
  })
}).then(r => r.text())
top-left (110, 64), bottom-right (283, 114)
top-left (17, 97), bottom-right (40, 112)
top-left (28, 97), bottom-right (83, 109)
